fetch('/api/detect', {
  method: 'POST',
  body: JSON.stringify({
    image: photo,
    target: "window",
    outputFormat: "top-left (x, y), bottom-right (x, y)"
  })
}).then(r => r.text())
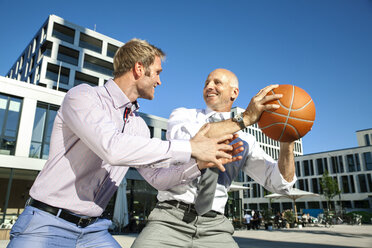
top-left (363, 152), bottom-right (372, 171)
top-left (331, 156), bottom-right (338, 174)
top-left (341, 176), bottom-right (350, 193)
top-left (312, 178), bottom-right (319, 193)
top-left (349, 175), bottom-right (355, 193)
top-left (83, 54), bottom-right (113, 76)
top-left (354, 154), bottom-right (361, 171)
top-left (148, 126), bottom-right (154, 138)
top-left (79, 33), bottom-right (102, 53)
top-left (365, 134), bottom-right (371, 146)
top-left (303, 160), bottom-right (310, 176)
top-left (358, 174), bottom-right (367, 193)
top-left (29, 102), bottom-right (59, 159)
top-left (52, 23), bottom-right (75, 44)
top-left (303, 179), bottom-right (309, 191)
top-left (338, 156), bottom-right (344, 173)
top-left (39, 41), bottom-right (53, 58)
top-left (0, 94), bottom-right (22, 155)
top-left (57, 45), bottom-right (79, 66)
top-left (296, 161), bottom-right (301, 177)
top-left (347, 154), bottom-right (355, 172)
top-left (298, 179), bottom-right (304, 190)
top-left (161, 129), bottom-right (167, 141)
top-left (45, 63), bottom-right (70, 85)
top-left (316, 158), bottom-right (324, 175)
top-left (74, 71), bottom-right (99, 87)
top-left (107, 44), bottom-right (118, 58)
top-left (367, 174), bottom-right (372, 192)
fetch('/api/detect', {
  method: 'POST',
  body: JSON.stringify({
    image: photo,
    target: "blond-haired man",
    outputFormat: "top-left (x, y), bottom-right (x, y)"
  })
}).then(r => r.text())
top-left (7, 41), bottom-right (238, 248)
top-left (133, 68), bottom-right (296, 247)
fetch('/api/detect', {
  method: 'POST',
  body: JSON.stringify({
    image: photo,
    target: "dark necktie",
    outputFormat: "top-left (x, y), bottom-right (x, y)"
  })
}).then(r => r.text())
top-left (194, 113), bottom-right (222, 215)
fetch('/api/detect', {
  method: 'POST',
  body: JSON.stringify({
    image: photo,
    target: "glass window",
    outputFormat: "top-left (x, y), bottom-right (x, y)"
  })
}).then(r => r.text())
top-left (45, 63), bottom-right (70, 85)
top-left (304, 179), bottom-right (309, 191)
top-left (83, 54), bottom-right (113, 77)
top-left (161, 129), bottom-right (166, 141)
top-left (52, 23), bottom-right (75, 44)
top-left (331, 156), bottom-right (338, 174)
top-left (310, 160), bottom-right (314, 175)
top-left (355, 154), bottom-right (361, 171)
top-left (338, 156), bottom-right (344, 173)
top-left (57, 45), bottom-right (79, 66)
top-left (367, 174), bottom-right (372, 192)
top-left (74, 71), bottom-right (99, 87)
top-left (316, 158), bottom-right (324, 175)
top-left (303, 160), bottom-right (310, 176)
top-left (0, 168), bottom-right (39, 224)
top-left (365, 134), bottom-right (370, 146)
top-left (148, 126), bottom-right (154, 138)
top-left (363, 152), bottom-right (372, 171)
top-left (349, 175), bottom-right (355, 193)
top-left (341, 176), bottom-right (349, 193)
top-left (79, 33), bottom-right (102, 53)
top-left (312, 178), bottom-right (319, 193)
top-left (29, 102), bottom-right (59, 159)
top-left (106, 44), bottom-right (118, 58)
top-left (358, 174), bottom-right (367, 193)
top-left (0, 94), bottom-right (22, 155)
top-left (347, 154), bottom-right (355, 172)
top-left (296, 161), bottom-right (301, 177)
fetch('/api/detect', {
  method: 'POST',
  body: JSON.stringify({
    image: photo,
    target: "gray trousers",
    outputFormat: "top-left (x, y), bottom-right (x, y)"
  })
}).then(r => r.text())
top-left (131, 202), bottom-right (239, 248)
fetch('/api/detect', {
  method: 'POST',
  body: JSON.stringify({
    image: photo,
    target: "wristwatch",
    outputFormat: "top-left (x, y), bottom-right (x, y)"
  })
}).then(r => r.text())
top-left (232, 112), bottom-right (246, 130)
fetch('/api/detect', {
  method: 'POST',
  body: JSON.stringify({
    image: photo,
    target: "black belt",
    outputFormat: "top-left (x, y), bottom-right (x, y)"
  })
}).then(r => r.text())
top-left (27, 198), bottom-right (98, 228)
top-left (163, 200), bottom-right (221, 218)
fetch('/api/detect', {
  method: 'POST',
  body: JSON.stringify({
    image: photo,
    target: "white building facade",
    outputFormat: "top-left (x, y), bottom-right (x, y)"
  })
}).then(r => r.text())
top-left (241, 128), bottom-right (372, 213)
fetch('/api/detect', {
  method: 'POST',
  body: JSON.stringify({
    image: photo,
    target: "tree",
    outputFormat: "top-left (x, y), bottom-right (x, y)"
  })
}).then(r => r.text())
top-left (320, 170), bottom-right (340, 211)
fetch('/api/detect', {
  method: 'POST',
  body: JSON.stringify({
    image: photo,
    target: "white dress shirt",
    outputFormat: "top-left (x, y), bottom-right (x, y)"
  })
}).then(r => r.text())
top-left (138, 107), bottom-right (296, 214)
top-left (30, 79), bottom-right (191, 217)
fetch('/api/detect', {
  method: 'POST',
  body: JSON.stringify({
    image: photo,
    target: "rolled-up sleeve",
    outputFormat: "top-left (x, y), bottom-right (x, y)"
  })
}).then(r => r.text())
top-left (60, 84), bottom-right (191, 167)
top-left (242, 133), bottom-right (296, 194)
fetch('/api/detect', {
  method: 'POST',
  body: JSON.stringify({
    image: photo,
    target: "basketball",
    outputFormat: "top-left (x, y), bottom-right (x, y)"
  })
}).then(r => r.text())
top-left (257, 84), bottom-right (316, 142)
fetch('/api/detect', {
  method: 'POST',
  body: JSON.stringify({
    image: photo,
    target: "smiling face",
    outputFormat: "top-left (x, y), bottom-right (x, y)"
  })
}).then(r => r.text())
top-left (136, 56), bottom-right (163, 100)
top-left (203, 69), bottom-right (239, 112)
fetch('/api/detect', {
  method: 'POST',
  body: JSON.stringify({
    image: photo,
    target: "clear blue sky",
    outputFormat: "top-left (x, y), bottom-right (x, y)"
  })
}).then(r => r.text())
top-left (1, 0), bottom-right (371, 155)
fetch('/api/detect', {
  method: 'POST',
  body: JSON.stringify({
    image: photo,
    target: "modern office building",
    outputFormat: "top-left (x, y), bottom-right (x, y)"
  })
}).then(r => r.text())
top-left (242, 128), bottom-right (372, 213)
top-left (5, 15), bottom-right (122, 92)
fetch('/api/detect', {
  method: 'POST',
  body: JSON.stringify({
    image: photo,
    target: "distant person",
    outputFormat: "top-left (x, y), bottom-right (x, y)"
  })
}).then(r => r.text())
top-left (6, 40), bottom-right (239, 248)
top-left (132, 68), bottom-right (297, 247)
top-left (244, 211), bottom-right (252, 230)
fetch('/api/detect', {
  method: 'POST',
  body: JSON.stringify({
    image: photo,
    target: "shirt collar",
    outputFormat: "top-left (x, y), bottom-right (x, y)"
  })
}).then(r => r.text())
top-left (204, 106), bottom-right (232, 120)
top-left (104, 79), bottom-right (140, 112)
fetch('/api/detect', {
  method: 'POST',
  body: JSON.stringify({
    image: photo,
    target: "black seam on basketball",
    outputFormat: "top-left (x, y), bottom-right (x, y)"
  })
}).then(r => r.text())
top-left (259, 122), bottom-right (300, 140)
top-left (279, 85), bottom-right (295, 141)
top-left (263, 111), bottom-right (314, 122)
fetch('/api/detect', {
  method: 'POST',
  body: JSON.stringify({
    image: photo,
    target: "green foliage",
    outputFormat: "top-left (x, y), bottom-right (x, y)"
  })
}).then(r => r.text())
top-left (320, 170), bottom-right (340, 210)
top-left (261, 208), bottom-right (274, 223)
top-left (345, 211), bottom-right (372, 224)
top-left (283, 210), bottom-right (295, 224)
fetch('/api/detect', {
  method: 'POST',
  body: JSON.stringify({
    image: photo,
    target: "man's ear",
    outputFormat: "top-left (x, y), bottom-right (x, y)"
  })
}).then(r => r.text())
top-left (231, 87), bottom-right (239, 101)
top-left (133, 62), bottom-right (144, 79)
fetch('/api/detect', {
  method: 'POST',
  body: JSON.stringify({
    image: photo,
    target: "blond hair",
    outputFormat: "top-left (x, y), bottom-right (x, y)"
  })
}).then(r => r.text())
top-left (113, 39), bottom-right (165, 78)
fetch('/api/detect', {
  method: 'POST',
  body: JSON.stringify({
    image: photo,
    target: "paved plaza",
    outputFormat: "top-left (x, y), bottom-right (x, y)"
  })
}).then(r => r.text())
top-left (1, 224), bottom-right (371, 247)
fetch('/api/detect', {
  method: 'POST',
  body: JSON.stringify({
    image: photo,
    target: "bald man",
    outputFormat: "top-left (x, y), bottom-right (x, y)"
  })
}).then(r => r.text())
top-left (132, 69), bottom-right (297, 248)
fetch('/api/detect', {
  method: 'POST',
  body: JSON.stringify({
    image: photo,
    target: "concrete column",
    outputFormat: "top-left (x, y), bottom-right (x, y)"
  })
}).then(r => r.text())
top-left (14, 98), bottom-right (37, 157)
top-left (102, 41), bottom-right (108, 56)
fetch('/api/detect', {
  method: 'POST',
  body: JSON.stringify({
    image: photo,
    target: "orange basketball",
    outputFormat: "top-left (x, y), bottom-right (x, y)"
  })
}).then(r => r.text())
top-left (257, 84), bottom-right (315, 142)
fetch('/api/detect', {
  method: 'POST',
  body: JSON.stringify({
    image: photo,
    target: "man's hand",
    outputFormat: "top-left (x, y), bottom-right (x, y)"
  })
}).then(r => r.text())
top-left (190, 124), bottom-right (234, 171)
top-left (243, 84), bottom-right (283, 126)
top-left (197, 135), bottom-right (244, 171)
